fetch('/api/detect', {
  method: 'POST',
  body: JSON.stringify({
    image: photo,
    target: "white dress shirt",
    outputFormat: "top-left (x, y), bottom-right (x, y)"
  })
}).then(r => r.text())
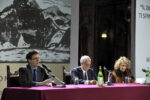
top-left (81, 67), bottom-right (89, 84)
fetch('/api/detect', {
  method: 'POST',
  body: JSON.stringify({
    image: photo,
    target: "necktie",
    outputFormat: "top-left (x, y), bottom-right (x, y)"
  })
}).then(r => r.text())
top-left (84, 72), bottom-right (87, 80)
top-left (33, 69), bottom-right (37, 81)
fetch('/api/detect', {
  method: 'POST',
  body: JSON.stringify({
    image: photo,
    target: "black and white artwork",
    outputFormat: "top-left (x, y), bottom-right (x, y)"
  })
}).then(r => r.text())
top-left (0, 0), bottom-right (71, 62)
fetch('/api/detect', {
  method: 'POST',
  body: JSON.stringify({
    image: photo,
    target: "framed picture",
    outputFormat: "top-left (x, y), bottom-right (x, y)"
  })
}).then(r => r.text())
top-left (0, 0), bottom-right (71, 63)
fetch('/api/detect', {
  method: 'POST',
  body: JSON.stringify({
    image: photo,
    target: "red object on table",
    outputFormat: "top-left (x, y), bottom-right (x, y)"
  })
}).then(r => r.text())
top-left (1, 84), bottom-right (150, 100)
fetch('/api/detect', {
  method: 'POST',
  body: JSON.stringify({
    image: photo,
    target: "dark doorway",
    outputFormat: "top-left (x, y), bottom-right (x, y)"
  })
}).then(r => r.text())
top-left (79, 0), bottom-right (131, 72)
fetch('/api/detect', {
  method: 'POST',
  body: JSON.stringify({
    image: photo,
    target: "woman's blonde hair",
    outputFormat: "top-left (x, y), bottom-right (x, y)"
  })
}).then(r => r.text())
top-left (114, 56), bottom-right (131, 70)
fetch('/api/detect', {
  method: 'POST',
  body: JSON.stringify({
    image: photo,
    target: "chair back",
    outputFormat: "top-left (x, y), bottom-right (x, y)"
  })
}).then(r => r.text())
top-left (63, 66), bottom-right (71, 84)
top-left (7, 65), bottom-right (20, 87)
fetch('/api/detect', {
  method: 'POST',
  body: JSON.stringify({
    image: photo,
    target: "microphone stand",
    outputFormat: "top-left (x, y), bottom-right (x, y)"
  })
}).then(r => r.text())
top-left (46, 70), bottom-right (66, 88)
top-left (104, 67), bottom-right (113, 85)
top-left (51, 74), bottom-right (66, 87)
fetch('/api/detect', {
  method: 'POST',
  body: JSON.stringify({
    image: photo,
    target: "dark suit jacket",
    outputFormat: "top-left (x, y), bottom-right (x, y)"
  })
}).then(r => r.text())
top-left (71, 66), bottom-right (97, 84)
top-left (19, 64), bottom-right (49, 87)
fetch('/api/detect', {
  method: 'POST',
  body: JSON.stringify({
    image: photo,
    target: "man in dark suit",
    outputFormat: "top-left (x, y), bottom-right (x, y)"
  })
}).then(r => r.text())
top-left (71, 55), bottom-right (97, 84)
top-left (19, 50), bottom-right (52, 87)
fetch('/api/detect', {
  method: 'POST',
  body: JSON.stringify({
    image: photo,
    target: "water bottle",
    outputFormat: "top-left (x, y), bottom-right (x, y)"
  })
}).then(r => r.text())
top-left (97, 66), bottom-right (104, 86)
top-left (74, 77), bottom-right (79, 85)
top-left (125, 76), bottom-right (131, 83)
top-left (146, 67), bottom-right (150, 85)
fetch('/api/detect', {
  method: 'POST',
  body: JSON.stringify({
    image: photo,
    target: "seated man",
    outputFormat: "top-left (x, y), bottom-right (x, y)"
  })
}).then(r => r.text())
top-left (71, 55), bottom-right (97, 85)
top-left (19, 50), bottom-right (52, 87)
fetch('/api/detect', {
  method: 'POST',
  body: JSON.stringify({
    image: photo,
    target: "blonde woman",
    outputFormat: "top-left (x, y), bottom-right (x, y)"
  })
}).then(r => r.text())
top-left (110, 56), bottom-right (135, 83)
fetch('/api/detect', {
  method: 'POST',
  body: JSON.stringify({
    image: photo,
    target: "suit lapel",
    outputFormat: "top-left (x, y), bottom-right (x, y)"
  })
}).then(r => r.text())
top-left (27, 64), bottom-right (33, 81)
top-left (78, 67), bottom-right (84, 79)
top-left (87, 70), bottom-right (91, 80)
top-left (37, 67), bottom-right (41, 81)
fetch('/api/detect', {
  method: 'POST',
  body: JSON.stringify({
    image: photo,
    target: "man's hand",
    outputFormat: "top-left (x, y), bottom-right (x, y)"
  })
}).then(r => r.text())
top-left (88, 80), bottom-right (97, 85)
top-left (38, 78), bottom-right (52, 86)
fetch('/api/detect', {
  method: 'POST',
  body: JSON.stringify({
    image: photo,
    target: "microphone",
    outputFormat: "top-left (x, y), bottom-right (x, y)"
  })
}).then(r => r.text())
top-left (142, 69), bottom-right (147, 73)
top-left (104, 66), bottom-right (111, 73)
top-left (42, 64), bottom-right (66, 87)
top-left (104, 66), bottom-right (108, 72)
top-left (42, 64), bottom-right (52, 73)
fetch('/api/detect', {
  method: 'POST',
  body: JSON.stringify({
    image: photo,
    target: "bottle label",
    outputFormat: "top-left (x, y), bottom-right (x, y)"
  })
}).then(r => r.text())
top-left (146, 77), bottom-right (150, 83)
top-left (98, 78), bottom-right (103, 86)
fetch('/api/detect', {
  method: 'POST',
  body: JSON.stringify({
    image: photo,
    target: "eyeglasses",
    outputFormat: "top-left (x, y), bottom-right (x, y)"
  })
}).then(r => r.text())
top-left (31, 57), bottom-right (40, 60)
top-left (84, 63), bottom-right (91, 67)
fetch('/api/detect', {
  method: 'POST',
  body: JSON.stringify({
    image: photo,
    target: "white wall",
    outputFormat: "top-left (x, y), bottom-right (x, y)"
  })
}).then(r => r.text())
top-left (135, 0), bottom-right (150, 79)
top-left (70, 0), bottom-right (79, 69)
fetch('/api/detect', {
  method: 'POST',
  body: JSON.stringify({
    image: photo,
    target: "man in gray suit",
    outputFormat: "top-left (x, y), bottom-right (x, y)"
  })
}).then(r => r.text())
top-left (19, 50), bottom-right (52, 87)
top-left (71, 55), bottom-right (97, 85)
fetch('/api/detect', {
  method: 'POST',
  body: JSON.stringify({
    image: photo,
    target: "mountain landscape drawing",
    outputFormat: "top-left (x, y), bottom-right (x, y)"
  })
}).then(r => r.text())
top-left (0, 0), bottom-right (71, 62)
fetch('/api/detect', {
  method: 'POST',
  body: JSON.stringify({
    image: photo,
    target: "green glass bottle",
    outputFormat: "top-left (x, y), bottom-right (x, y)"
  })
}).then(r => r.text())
top-left (146, 67), bottom-right (150, 85)
top-left (97, 66), bottom-right (104, 86)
